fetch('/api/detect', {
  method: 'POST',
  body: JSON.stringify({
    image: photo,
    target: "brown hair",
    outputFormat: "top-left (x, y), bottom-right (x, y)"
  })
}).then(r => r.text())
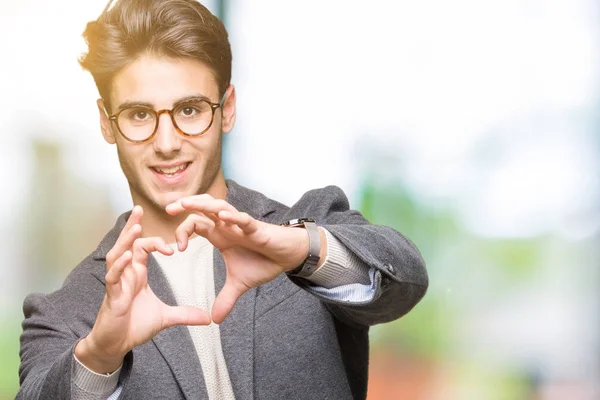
top-left (79, 0), bottom-right (232, 113)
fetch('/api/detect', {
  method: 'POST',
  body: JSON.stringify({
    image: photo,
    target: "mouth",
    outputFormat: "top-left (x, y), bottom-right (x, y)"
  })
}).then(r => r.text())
top-left (150, 162), bottom-right (191, 181)
top-left (151, 162), bottom-right (190, 175)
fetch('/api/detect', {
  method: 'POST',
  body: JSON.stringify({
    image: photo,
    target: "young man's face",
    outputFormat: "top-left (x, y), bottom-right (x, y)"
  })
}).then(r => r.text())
top-left (98, 55), bottom-right (235, 214)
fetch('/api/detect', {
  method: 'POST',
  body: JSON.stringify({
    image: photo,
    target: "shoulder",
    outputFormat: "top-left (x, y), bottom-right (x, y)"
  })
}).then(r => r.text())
top-left (286, 185), bottom-right (358, 224)
top-left (227, 180), bottom-right (353, 223)
top-left (294, 185), bottom-right (350, 209)
top-left (23, 252), bottom-right (106, 329)
top-left (57, 252), bottom-right (106, 296)
top-left (226, 180), bottom-right (287, 214)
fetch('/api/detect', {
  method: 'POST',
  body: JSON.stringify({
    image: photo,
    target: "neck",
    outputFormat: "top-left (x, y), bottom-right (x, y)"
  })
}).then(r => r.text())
top-left (134, 174), bottom-right (228, 244)
top-left (140, 208), bottom-right (186, 244)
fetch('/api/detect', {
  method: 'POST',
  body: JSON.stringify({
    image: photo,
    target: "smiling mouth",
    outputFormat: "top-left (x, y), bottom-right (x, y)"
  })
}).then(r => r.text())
top-left (151, 162), bottom-right (191, 177)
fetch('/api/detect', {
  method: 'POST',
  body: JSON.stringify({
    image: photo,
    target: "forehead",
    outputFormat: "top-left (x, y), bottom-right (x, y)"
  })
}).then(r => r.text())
top-left (110, 55), bottom-right (220, 107)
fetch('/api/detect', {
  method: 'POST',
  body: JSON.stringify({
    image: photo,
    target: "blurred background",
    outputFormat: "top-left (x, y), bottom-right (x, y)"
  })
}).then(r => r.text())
top-left (1, 0), bottom-right (598, 399)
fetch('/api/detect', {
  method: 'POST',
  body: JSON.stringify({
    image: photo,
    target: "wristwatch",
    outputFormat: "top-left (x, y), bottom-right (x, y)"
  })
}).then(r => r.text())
top-left (280, 218), bottom-right (321, 277)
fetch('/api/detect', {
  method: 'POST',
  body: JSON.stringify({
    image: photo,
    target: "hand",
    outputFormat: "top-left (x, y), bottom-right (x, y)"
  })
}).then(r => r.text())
top-left (75, 206), bottom-right (211, 374)
top-left (166, 195), bottom-right (310, 324)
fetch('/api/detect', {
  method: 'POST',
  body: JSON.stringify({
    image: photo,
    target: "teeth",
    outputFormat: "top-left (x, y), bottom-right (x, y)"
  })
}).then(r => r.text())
top-left (155, 163), bottom-right (187, 174)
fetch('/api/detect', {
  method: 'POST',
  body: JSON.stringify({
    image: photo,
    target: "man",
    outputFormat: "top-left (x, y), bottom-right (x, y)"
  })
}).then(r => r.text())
top-left (17, 0), bottom-right (428, 399)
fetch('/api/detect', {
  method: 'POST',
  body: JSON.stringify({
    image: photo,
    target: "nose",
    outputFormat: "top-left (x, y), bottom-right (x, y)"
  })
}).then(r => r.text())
top-left (152, 110), bottom-right (182, 155)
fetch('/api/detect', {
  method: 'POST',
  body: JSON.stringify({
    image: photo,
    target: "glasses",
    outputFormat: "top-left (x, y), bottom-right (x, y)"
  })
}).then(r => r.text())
top-left (107, 98), bottom-right (222, 144)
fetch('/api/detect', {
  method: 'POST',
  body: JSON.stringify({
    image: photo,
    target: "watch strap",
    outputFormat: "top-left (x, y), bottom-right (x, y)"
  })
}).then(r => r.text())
top-left (281, 219), bottom-right (321, 278)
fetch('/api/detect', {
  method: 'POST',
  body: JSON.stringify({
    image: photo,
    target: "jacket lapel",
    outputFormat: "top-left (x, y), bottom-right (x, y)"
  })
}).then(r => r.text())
top-left (213, 250), bottom-right (256, 400)
top-left (146, 255), bottom-right (208, 399)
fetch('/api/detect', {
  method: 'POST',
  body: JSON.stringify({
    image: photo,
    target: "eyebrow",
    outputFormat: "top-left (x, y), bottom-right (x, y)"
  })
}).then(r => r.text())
top-left (115, 94), bottom-right (214, 112)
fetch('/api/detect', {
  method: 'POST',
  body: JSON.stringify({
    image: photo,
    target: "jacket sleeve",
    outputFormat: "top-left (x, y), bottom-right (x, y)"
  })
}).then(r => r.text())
top-left (284, 185), bottom-right (428, 328)
top-left (17, 292), bottom-right (133, 399)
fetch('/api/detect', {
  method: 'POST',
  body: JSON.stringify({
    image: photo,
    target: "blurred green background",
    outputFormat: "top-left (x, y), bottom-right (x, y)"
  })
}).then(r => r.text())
top-left (1, 0), bottom-right (598, 399)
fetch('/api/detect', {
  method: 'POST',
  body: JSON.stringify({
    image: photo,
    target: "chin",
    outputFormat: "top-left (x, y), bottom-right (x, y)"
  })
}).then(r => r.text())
top-left (139, 192), bottom-right (182, 213)
top-left (159, 191), bottom-right (190, 206)
top-left (134, 180), bottom-right (208, 211)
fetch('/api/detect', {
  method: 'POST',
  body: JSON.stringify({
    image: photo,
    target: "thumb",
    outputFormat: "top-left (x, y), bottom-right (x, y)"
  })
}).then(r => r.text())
top-left (162, 305), bottom-right (211, 329)
top-left (211, 280), bottom-right (249, 324)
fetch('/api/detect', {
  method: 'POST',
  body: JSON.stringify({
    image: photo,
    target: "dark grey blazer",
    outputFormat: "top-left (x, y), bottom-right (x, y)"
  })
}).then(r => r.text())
top-left (17, 181), bottom-right (428, 400)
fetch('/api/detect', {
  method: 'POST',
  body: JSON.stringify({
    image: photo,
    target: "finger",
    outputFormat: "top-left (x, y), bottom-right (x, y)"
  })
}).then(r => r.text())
top-left (165, 201), bottom-right (186, 215)
top-left (217, 211), bottom-right (258, 234)
top-left (105, 250), bottom-right (132, 286)
top-left (131, 237), bottom-right (173, 291)
top-left (130, 205), bottom-right (143, 223)
top-left (175, 213), bottom-right (214, 251)
top-left (204, 211), bottom-right (222, 225)
top-left (179, 197), bottom-right (237, 216)
top-left (132, 237), bottom-right (173, 267)
top-left (129, 258), bottom-right (147, 297)
top-left (106, 222), bottom-right (142, 267)
top-left (115, 206), bottom-right (143, 249)
top-left (122, 205), bottom-right (143, 233)
top-left (161, 305), bottom-right (211, 328)
top-left (211, 280), bottom-right (249, 324)
top-left (165, 194), bottom-right (214, 215)
top-left (119, 265), bottom-right (137, 298)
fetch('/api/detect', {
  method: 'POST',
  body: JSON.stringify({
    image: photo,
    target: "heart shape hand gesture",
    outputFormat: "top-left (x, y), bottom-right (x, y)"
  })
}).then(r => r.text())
top-left (76, 196), bottom-right (316, 374)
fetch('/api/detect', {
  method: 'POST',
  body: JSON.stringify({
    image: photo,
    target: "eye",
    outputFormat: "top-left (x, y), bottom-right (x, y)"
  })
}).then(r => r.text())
top-left (181, 106), bottom-right (198, 117)
top-left (176, 101), bottom-right (211, 118)
top-left (135, 110), bottom-right (149, 120)
top-left (123, 107), bottom-right (153, 122)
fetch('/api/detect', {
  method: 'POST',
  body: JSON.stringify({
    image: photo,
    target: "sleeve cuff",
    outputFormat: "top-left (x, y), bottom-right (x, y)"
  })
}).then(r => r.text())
top-left (304, 228), bottom-right (371, 289)
top-left (72, 352), bottom-right (122, 396)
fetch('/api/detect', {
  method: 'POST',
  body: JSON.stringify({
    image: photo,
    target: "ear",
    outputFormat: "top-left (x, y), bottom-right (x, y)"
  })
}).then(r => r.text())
top-left (97, 98), bottom-right (116, 144)
top-left (221, 84), bottom-right (237, 134)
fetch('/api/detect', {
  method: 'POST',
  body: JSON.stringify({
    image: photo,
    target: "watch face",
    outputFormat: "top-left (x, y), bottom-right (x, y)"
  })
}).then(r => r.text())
top-left (281, 218), bottom-right (316, 227)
